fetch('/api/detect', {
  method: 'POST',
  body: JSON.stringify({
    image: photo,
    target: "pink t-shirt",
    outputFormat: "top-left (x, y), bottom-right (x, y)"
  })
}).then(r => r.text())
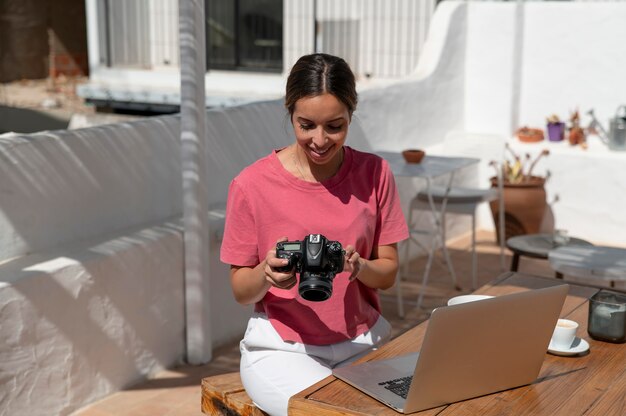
top-left (220, 146), bottom-right (408, 345)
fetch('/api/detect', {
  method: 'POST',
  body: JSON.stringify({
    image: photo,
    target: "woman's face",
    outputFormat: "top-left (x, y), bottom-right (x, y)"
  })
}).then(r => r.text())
top-left (291, 93), bottom-right (350, 167)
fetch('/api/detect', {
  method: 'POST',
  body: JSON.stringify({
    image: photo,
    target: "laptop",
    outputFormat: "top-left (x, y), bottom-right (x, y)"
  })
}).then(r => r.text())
top-left (332, 284), bottom-right (569, 413)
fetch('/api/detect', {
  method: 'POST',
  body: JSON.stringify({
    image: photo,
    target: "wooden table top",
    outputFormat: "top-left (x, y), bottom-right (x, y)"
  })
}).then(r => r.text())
top-left (288, 272), bottom-right (626, 415)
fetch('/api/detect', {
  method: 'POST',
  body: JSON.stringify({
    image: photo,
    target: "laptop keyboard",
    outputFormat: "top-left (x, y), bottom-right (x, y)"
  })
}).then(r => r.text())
top-left (378, 375), bottom-right (413, 399)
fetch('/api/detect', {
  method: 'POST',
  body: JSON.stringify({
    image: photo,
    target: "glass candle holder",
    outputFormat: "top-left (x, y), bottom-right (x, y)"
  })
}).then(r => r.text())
top-left (588, 290), bottom-right (626, 343)
top-left (552, 229), bottom-right (570, 246)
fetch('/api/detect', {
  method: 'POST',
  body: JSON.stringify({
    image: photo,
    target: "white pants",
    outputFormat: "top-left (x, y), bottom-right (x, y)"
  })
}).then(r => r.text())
top-left (239, 313), bottom-right (392, 416)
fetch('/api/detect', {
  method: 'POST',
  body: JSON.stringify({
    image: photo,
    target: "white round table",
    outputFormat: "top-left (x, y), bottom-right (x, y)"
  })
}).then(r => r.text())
top-left (506, 233), bottom-right (593, 277)
top-left (549, 245), bottom-right (626, 287)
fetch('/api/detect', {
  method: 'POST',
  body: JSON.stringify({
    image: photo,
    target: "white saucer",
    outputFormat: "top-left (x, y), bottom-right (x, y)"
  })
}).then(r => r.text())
top-left (547, 337), bottom-right (590, 356)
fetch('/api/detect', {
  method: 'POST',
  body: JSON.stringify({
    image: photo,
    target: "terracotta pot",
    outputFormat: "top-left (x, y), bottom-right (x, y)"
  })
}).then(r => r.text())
top-left (490, 176), bottom-right (547, 243)
top-left (516, 127), bottom-right (544, 143)
top-left (568, 126), bottom-right (585, 146)
top-left (402, 149), bottom-right (425, 164)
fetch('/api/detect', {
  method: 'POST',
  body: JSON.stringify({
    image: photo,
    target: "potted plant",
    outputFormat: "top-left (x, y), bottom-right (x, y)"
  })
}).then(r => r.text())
top-left (547, 114), bottom-right (565, 142)
top-left (568, 109), bottom-right (587, 148)
top-left (489, 145), bottom-right (551, 243)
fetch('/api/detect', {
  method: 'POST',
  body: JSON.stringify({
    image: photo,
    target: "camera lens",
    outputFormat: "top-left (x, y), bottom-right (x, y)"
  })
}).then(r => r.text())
top-left (299, 272), bottom-right (333, 302)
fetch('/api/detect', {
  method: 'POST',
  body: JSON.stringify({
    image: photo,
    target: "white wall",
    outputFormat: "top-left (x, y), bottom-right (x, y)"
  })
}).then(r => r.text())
top-left (356, 2), bottom-right (467, 152)
top-left (0, 117), bottom-right (182, 263)
top-left (361, 1), bottom-right (626, 236)
top-left (465, 2), bottom-right (519, 135)
top-left (463, 1), bottom-right (626, 232)
top-left (362, 1), bottom-right (626, 151)
top-left (465, 2), bottom-right (626, 135)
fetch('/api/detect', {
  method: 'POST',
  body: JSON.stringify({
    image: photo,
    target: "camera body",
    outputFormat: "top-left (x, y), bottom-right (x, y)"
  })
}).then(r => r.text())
top-left (276, 234), bottom-right (344, 302)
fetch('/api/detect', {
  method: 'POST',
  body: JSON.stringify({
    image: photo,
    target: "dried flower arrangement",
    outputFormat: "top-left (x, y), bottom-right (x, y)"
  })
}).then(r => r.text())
top-left (491, 144), bottom-right (550, 184)
top-left (547, 114), bottom-right (562, 124)
top-left (568, 109), bottom-right (587, 148)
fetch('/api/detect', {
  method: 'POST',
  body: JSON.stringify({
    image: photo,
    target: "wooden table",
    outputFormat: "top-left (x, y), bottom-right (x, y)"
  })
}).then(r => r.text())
top-left (289, 272), bottom-right (626, 415)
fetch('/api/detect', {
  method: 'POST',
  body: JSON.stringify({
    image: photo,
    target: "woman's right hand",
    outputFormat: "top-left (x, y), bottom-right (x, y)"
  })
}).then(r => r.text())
top-left (263, 237), bottom-right (298, 290)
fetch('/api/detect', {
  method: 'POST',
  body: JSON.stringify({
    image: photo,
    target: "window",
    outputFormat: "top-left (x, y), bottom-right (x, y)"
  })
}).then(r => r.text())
top-left (206, 0), bottom-right (283, 71)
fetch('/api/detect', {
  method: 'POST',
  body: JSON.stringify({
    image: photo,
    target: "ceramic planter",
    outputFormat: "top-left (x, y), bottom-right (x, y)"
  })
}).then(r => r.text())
top-left (568, 126), bottom-right (585, 146)
top-left (402, 149), bottom-right (425, 164)
top-left (547, 122), bottom-right (565, 142)
top-left (490, 176), bottom-right (548, 243)
top-left (516, 127), bottom-right (544, 143)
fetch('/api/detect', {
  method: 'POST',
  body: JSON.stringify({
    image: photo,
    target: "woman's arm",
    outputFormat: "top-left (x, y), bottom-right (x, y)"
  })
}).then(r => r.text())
top-left (230, 238), bottom-right (297, 305)
top-left (230, 263), bottom-right (271, 305)
top-left (344, 243), bottom-right (399, 290)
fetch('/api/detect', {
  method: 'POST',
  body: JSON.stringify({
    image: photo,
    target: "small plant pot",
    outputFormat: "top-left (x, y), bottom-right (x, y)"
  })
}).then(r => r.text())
top-left (547, 122), bottom-right (565, 142)
top-left (568, 126), bottom-right (585, 146)
top-left (402, 149), bottom-right (425, 164)
top-left (516, 127), bottom-right (544, 143)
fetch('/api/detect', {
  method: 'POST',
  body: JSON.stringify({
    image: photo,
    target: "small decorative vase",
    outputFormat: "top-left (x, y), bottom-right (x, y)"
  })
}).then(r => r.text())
top-left (490, 176), bottom-right (548, 243)
top-left (568, 126), bottom-right (585, 146)
top-left (401, 149), bottom-right (425, 164)
top-left (547, 122), bottom-right (565, 142)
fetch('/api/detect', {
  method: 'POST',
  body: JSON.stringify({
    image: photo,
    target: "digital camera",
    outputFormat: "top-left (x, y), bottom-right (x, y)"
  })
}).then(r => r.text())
top-left (276, 234), bottom-right (344, 302)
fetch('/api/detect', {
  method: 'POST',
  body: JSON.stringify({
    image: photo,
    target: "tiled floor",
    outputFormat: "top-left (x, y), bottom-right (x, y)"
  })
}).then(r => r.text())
top-left (73, 230), bottom-right (558, 416)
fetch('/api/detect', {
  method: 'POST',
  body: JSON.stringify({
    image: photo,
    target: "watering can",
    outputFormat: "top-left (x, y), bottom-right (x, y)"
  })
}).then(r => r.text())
top-left (588, 106), bottom-right (626, 151)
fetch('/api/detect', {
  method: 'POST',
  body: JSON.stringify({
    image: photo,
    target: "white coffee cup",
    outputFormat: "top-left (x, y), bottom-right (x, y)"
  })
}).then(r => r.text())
top-left (551, 319), bottom-right (579, 349)
top-left (447, 295), bottom-right (494, 306)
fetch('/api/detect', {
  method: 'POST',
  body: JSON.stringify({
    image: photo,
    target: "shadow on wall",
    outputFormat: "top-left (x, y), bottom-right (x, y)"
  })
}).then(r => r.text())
top-left (1, 221), bottom-right (186, 415)
top-left (0, 105), bottom-right (70, 133)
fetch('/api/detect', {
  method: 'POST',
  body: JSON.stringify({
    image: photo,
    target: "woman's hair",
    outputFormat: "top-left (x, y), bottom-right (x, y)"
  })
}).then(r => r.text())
top-left (285, 53), bottom-right (357, 118)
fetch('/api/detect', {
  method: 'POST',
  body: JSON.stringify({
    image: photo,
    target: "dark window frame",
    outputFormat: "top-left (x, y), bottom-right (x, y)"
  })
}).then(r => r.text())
top-left (205, 0), bottom-right (283, 73)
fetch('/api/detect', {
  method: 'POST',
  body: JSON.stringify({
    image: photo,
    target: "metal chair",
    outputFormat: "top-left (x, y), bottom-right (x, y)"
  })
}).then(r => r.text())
top-left (397, 131), bottom-right (506, 316)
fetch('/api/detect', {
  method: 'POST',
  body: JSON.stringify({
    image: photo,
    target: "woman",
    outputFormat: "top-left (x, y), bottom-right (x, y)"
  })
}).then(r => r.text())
top-left (220, 53), bottom-right (408, 416)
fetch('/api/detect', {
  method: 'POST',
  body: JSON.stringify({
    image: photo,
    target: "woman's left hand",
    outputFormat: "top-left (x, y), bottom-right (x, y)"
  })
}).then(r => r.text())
top-left (343, 245), bottom-right (363, 281)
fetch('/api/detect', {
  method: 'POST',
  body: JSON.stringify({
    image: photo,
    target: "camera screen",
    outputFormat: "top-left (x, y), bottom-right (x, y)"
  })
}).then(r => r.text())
top-left (282, 243), bottom-right (301, 250)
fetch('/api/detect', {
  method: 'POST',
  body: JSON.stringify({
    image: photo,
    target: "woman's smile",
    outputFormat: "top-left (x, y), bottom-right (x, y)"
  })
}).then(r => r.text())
top-left (307, 144), bottom-right (335, 160)
top-left (290, 92), bottom-right (350, 179)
